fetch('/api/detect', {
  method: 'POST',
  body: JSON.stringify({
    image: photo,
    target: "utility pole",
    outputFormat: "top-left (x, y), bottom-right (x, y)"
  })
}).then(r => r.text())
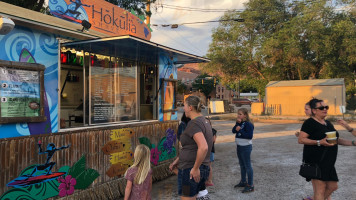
top-left (146, 0), bottom-right (151, 24)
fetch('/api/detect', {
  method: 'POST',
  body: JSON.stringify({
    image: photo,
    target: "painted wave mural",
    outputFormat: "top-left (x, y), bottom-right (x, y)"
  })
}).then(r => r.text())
top-left (0, 26), bottom-right (59, 138)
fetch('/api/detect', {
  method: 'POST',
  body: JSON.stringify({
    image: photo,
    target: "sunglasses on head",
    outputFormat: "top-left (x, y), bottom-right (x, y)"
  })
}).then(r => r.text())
top-left (315, 106), bottom-right (329, 110)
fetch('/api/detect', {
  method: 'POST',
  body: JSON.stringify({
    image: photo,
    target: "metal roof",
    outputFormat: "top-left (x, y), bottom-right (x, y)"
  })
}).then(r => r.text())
top-left (62, 35), bottom-right (210, 64)
top-left (266, 78), bottom-right (344, 88)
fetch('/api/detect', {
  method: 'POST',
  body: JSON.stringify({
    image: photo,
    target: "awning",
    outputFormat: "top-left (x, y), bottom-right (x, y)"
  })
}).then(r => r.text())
top-left (62, 35), bottom-right (210, 64)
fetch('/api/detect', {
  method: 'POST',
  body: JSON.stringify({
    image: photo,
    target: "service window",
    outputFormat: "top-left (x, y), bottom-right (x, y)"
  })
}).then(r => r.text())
top-left (90, 56), bottom-right (138, 124)
top-left (59, 48), bottom-right (159, 129)
top-left (0, 60), bottom-right (46, 124)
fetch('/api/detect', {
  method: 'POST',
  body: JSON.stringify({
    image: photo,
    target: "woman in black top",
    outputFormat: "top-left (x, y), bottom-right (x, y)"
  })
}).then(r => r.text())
top-left (298, 98), bottom-right (355, 200)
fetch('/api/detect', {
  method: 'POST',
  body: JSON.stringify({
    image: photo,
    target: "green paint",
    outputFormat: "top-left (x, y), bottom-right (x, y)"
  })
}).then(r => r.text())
top-left (0, 166), bottom-right (69, 200)
top-left (139, 137), bottom-right (152, 149)
top-left (68, 155), bottom-right (100, 189)
top-left (157, 137), bottom-right (176, 162)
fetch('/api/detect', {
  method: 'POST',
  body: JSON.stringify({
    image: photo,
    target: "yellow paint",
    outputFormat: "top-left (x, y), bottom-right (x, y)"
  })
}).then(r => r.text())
top-left (209, 101), bottom-right (225, 113)
top-left (110, 128), bottom-right (134, 140)
top-left (265, 85), bottom-right (346, 116)
top-left (251, 102), bottom-right (264, 115)
top-left (110, 151), bottom-right (134, 165)
top-left (102, 140), bottom-right (131, 155)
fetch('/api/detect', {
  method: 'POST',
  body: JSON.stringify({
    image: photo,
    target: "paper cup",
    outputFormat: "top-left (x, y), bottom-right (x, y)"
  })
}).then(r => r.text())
top-left (326, 137), bottom-right (338, 144)
top-left (325, 131), bottom-right (336, 138)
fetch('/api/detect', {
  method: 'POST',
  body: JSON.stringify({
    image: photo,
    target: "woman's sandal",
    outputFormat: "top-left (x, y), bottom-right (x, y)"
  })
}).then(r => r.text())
top-left (205, 182), bottom-right (214, 186)
top-left (303, 197), bottom-right (313, 200)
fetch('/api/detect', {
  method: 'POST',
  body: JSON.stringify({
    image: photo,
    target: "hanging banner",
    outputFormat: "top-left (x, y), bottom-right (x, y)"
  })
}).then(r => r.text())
top-left (48, 0), bottom-right (151, 40)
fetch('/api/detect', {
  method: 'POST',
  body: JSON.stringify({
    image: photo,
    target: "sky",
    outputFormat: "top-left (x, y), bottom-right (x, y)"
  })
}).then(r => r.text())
top-left (43, 0), bottom-right (247, 57)
top-left (149, 0), bottom-right (248, 57)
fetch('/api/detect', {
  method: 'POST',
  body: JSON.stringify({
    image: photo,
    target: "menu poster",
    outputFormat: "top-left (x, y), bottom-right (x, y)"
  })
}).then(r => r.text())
top-left (0, 67), bottom-right (40, 117)
top-left (0, 61), bottom-right (45, 124)
top-left (91, 63), bottom-right (116, 124)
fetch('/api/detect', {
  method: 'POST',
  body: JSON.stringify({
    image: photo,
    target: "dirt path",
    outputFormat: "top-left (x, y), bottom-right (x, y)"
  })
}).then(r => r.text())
top-left (151, 121), bottom-right (356, 200)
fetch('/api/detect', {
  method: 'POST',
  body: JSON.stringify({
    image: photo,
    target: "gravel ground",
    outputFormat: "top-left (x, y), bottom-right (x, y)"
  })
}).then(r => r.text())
top-left (151, 120), bottom-right (356, 200)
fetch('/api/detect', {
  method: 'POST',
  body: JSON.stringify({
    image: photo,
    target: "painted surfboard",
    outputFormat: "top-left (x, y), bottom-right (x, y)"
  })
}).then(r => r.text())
top-left (51, 11), bottom-right (83, 24)
top-left (19, 48), bottom-right (52, 135)
top-left (163, 74), bottom-right (174, 121)
top-left (7, 172), bottom-right (65, 188)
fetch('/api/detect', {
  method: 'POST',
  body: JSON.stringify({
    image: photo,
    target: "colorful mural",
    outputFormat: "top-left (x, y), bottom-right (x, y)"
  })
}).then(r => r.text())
top-left (103, 128), bottom-right (134, 177)
top-left (139, 128), bottom-right (177, 166)
top-left (1, 142), bottom-right (99, 199)
top-left (0, 26), bottom-right (59, 139)
top-left (158, 51), bottom-right (178, 121)
top-left (48, 0), bottom-right (152, 40)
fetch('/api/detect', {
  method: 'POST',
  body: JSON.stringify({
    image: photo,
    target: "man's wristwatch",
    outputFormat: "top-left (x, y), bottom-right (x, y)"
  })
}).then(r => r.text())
top-left (317, 140), bottom-right (321, 146)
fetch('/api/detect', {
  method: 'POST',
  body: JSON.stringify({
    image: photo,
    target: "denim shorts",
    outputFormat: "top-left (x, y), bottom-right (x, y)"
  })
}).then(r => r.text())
top-left (210, 152), bottom-right (214, 162)
top-left (178, 165), bottom-right (210, 197)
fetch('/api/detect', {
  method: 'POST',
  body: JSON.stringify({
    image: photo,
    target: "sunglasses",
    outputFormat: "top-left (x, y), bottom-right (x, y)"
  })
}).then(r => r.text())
top-left (315, 106), bottom-right (329, 110)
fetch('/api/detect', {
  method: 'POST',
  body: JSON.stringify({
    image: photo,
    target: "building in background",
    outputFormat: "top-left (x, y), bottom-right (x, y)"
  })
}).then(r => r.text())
top-left (265, 78), bottom-right (345, 116)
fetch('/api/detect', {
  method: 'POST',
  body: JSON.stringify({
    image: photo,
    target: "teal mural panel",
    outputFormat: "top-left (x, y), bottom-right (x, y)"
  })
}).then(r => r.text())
top-left (0, 25), bottom-right (59, 138)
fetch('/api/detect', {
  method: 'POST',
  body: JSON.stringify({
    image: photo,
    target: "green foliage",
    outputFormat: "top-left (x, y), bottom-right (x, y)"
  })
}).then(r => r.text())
top-left (106, 0), bottom-right (156, 18)
top-left (347, 96), bottom-right (356, 110)
top-left (2, 0), bottom-right (45, 12)
top-left (139, 137), bottom-right (152, 149)
top-left (68, 155), bottom-right (100, 189)
top-left (206, 0), bottom-right (356, 98)
top-left (192, 74), bottom-right (215, 98)
top-left (177, 80), bottom-right (187, 95)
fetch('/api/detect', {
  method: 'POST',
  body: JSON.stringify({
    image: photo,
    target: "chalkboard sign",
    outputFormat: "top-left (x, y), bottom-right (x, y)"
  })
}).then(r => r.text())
top-left (0, 60), bottom-right (46, 123)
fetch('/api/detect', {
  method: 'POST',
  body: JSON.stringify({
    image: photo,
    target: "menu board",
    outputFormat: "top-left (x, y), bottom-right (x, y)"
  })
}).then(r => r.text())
top-left (0, 67), bottom-right (40, 117)
top-left (90, 58), bottom-right (137, 124)
top-left (91, 64), bottom-right (115, 123)
top-left (0, 60), bottom-right (45, 123)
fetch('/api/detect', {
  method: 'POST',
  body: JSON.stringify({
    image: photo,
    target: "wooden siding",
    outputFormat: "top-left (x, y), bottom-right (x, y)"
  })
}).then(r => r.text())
top-left (0, 121), bottom-right (178, 196)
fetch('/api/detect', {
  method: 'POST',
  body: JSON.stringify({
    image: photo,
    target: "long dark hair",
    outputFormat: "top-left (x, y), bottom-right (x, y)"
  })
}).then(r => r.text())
top-left (307, 98), bottom-right (323, 116)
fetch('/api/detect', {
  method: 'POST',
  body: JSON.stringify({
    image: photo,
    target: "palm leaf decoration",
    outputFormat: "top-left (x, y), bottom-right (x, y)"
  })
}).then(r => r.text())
top-left (68, 155), bottom-right (100, 189)
top-left (139, 137), bottom-right (152, 149)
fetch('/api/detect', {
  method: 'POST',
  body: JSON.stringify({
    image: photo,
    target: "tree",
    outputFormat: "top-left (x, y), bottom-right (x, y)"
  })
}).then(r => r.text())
top-left (192, 74), bottom-right (216, 98)
top-left (106, 0), bottom-right (156, 19)
top-left (205, 0), bottom-right (356, 98)
top-left (177, 80), bottom-right (187, 95)
top-left (2, 0), bottom-right (45, 12)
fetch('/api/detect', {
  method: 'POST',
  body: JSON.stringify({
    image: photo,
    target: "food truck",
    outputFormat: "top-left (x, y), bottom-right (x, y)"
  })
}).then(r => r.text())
top-left (0, 1), bottom-right (208, 199)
